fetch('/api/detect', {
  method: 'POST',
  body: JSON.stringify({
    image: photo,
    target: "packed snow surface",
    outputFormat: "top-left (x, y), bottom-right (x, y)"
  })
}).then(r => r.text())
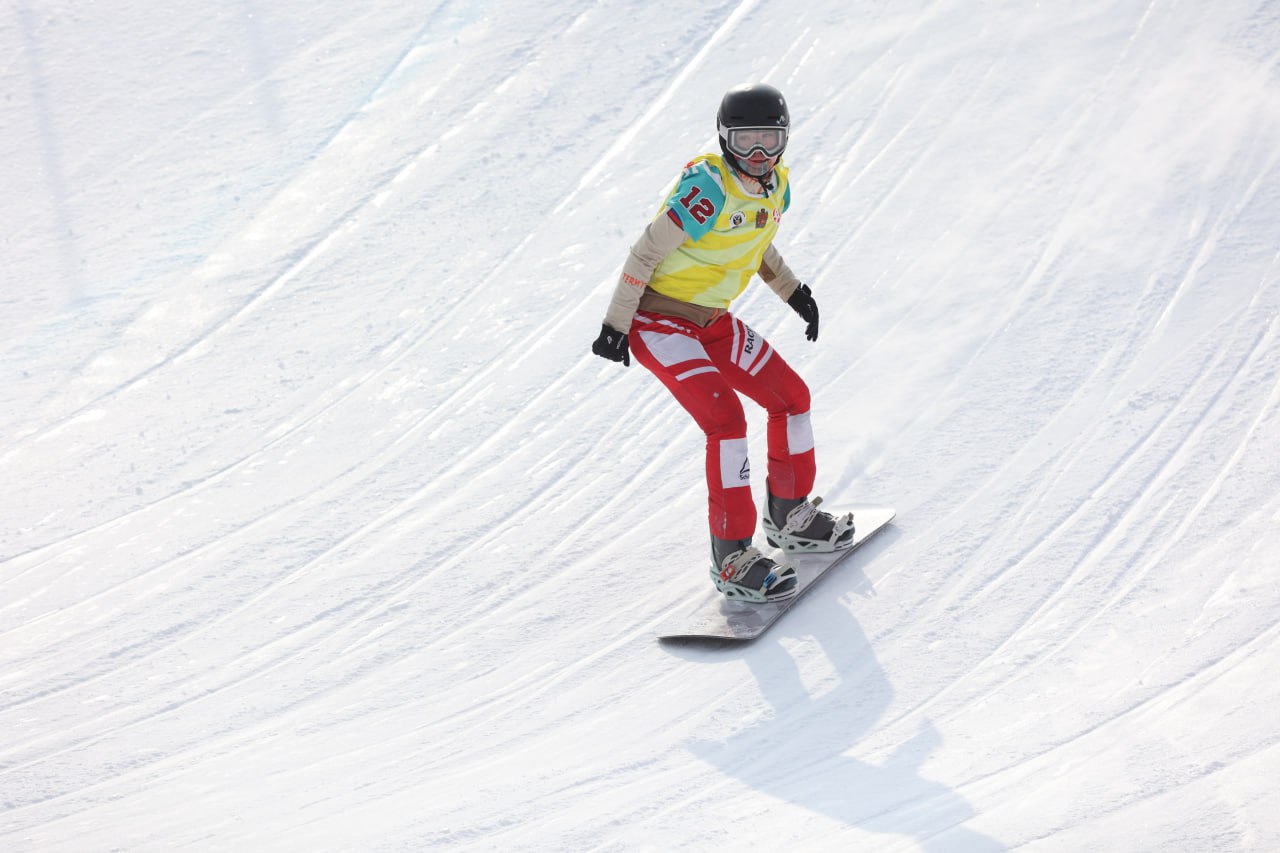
top-left (4, 1), bottom-right (1280, 850)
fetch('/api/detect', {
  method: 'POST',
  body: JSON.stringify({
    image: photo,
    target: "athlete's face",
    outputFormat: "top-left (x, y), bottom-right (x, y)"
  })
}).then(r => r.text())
top-left (742, 150), bottom-right (779, 176)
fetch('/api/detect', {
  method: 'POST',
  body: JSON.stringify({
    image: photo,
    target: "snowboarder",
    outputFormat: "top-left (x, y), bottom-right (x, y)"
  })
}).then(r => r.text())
top-left (591, 83), bottom-right (854, 603)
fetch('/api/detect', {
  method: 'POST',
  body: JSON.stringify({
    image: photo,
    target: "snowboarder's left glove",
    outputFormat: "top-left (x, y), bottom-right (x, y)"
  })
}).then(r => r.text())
top-left (591, 322), bottom-right (631, 366)
top-left (788, 283), bottom-right (819, 341)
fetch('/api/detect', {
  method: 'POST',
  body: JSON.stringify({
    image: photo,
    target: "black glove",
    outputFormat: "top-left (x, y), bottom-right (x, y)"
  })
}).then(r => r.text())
top-left (787, 283), bottom-right (819, 341)
top-left (591, 322), bottom-right (630, 366)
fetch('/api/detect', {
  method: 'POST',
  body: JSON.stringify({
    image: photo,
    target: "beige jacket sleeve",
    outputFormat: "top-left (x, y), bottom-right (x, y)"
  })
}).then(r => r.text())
top-left (602, 214), bottom-right (687, 332)
top-left (758, 245), bottom-right (802, 302)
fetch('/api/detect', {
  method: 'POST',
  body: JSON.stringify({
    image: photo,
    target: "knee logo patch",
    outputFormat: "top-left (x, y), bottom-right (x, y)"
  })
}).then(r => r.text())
top-left (788, 411), bottom-right (814, 455)
top-left (718, 438), bottom-right (751, 488)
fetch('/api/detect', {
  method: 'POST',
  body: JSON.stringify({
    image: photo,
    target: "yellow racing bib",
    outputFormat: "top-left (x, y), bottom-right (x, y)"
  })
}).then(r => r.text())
top-left (649, 153), bottom-right (791, 309)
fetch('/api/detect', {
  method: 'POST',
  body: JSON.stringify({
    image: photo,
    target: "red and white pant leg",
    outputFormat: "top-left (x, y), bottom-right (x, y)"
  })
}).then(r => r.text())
top-left (705, 314), bottom-right (816, 504)
top-left (629, 311), bottom-right (815, 541)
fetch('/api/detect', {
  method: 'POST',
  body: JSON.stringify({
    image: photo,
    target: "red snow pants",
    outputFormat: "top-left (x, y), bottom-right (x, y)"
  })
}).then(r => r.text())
top-left (629, 310), bottom-right (816, 540)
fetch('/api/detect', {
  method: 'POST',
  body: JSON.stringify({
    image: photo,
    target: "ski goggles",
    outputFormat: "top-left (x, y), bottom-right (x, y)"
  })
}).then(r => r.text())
top-left (723, 126), bottom-right (788, 158)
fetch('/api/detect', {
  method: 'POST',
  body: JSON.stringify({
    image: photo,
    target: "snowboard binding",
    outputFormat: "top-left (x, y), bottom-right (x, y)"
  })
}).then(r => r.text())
top-left (763, 495), bottom-right (856, 554)
top-left (710, 539), bottom-right (798, 603)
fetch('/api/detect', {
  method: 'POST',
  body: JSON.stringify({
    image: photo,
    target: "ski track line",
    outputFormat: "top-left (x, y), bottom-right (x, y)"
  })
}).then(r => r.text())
top-left (4, 7), bottom-right (435, 251)
top-left (392, 400), bottom-right (697, 648)
top-left (800, 0), bottom-right (1029, 256)
top-left (1007, 740), bottom-right (1280, 849)
top-left (951, 238), bottom-right (1245, 586)
top-left (7, 157), bottom-right (548, 563)
top-left (768, 26), bottom-right (814, 92)
top-left (0, 358), bottom-right (663, 726)
top-left (1, 578), bottom-right (451, 794)
top-left (900, 284), bottom-right (1137, 587)
top-left (422, 425), bottom-right (697, 637)
top-left (816, 36), bottom-right (1135, 439)
top-left (853, 298), bottom-right (1272, 739)
top-left (4, 11), bottom-right (439, 427)
top-left (2, 495), bottom-right (355, 674)
top-left (984, 312), bottom-right (1157, 561)
top-left (0, 543), bottom-right (78, 591)
top-left (40, 15), bottom-right (663, 556)
top-left (800, 0), bottom-right (963, 204)
top-left (894, 610), bottom-right (1280, 823)
top-left (213, 604), bottom-right (670, 797)
top-left (406, 631), bottom-right (682, 778)
top-left (1, 308), bottom-right (644, 704)
top-left (401, 574), bottom-right (698, 745)
top-left (948, 152), bottom-right (1280, 605)
top-left (0, 363), bottom-right (481, 703)
top-left (6, 3), bottom-right (551, 456)
top-left (270, 257), bottom-right (688, 587)
top-left (499, 757), bottom-right (672, 846)
top-left (813, 104), bottom-right (1067, 410)
top-left (1003, 317), bottom-right (1280, 673)
top-left (795, 0), bottom-right (920, 193)
top-left (875, 325), bottom-right (1275, 745)
top-left (0, 552), bottom-right (484, 798)
top-left (5, 39), bottom-right (577, 565)
top-left (981, 309), bottom-right (1255, 610)
top-left (935, 729), bottom-right (1279, 850)
top-left (0, 572), bottom-right (659, 821)
top-left (959, 228), bottom-right (1276, 611)
top-left (550, 0), bottom-right (761, 219)
top-left (37, 502), bottom-right (435, 700)
top-left (624, 761), bottom-right (814, 847)
top-left (803, 59), bottom-right (908, 213)
top-left (800, 0), bottom-right (956, 201)
top-left (947, 615), bottom-right (1280, 832)
top-left (582, 776), bottom-right (726, 852)
top-left (808, 59), bottom-right (968, 275)
top-left (0, 286), bottom-right (444, 566)
top-left (811, 57), bottom-right (1113, 434)
top-left (12, 141), bottom-right (438, 454)
top-left (1149, 148), bottom-right (1280, 341)
top-left (916, 0), bottom-right (1197, 382)
top-left (268, 343), bottom-right (632, 579)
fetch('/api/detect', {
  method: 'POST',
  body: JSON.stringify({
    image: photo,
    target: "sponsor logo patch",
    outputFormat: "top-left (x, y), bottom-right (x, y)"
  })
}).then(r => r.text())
top-left (719, 438), bottom-right (751, 489)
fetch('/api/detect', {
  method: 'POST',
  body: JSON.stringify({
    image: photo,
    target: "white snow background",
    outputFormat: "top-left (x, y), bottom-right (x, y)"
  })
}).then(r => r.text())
top-left (4, 1), bottom-right (1280, 850)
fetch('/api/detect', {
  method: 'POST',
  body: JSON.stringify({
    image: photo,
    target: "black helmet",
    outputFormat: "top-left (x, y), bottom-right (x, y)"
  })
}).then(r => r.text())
top-left (717, 83), bottom-right (790, 177)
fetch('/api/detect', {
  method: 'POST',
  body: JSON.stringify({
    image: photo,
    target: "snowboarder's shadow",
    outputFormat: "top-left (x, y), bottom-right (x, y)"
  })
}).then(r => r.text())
top-left (682, 572), bottom-right (1004, 850)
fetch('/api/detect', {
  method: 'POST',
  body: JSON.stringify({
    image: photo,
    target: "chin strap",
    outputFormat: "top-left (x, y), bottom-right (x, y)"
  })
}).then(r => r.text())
top-left (759, 170), bottom-right (774, 197)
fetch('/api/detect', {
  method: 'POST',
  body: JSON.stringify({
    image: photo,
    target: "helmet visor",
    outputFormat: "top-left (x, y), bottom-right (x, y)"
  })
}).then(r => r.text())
top-left (724, 126), bottom-right (788, 159)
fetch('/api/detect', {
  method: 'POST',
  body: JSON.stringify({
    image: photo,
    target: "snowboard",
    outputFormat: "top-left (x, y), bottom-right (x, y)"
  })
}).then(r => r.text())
top-left (657, 508), bottom-right (896, 642)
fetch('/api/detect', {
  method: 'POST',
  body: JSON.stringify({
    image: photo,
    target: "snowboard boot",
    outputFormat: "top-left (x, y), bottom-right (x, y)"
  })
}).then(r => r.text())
top-left (763, 484), bottom-right (856, 554)
top-left (710, 535), bottom-right (798, 603)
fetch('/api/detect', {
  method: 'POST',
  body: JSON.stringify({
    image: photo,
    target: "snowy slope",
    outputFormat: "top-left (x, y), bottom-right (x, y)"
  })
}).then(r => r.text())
top-left (4, 0), bottom-right (1280, 849)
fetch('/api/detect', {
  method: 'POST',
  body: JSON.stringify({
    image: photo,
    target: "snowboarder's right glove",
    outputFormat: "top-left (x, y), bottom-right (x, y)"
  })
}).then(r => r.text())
top-left (591, 322), bottom-right (630, 366)
top-left (788, 283), bottom-right (820, 341)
